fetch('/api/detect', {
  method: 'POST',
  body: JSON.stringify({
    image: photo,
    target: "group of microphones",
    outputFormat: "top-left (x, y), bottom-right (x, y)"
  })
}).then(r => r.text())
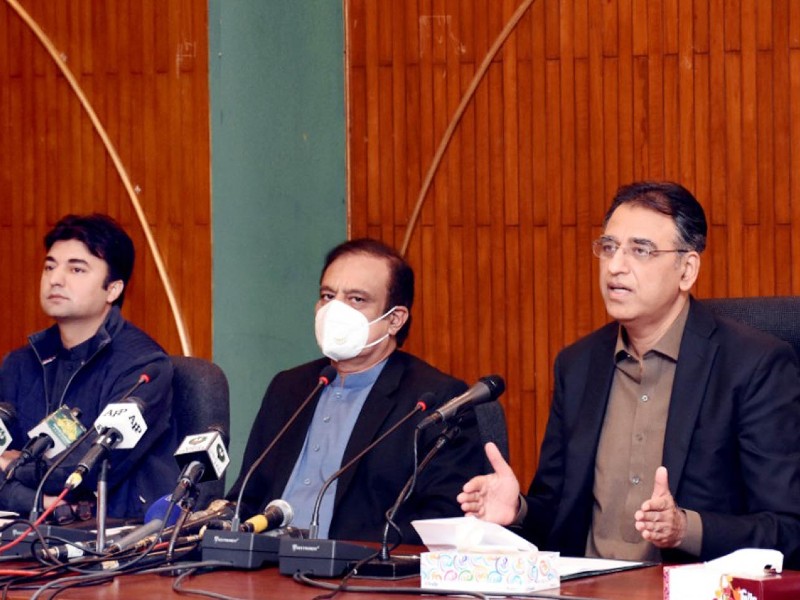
top-left (0, 363), bottom-right (506, 579)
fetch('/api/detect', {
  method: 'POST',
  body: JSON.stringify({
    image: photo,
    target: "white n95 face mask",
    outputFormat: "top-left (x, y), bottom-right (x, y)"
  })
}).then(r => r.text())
top-left (314, 299), bottom-right (397, 362)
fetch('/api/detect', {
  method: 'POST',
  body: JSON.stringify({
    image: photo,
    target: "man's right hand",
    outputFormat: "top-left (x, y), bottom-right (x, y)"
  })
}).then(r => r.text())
top-left (457, 442), bottom-right (520, 525)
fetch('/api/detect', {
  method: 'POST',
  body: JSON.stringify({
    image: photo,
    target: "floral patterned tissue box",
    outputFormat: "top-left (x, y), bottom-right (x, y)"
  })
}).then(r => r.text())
top-left (420, 549), bottom-right (560, 593)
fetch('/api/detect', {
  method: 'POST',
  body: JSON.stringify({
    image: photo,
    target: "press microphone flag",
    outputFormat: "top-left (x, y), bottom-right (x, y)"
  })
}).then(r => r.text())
top-left (174, 427), bottom-right (230, 483)
top-left (26, 406), bottom-right (86, 459)
top-left (0, 403), bottom-right (15, 454)
top-left (416, 374), bottom-right (506, 430)
top-left (64, 398), bottom-right (148, 490)
top-left (172, 427), bottom-right (230, 504)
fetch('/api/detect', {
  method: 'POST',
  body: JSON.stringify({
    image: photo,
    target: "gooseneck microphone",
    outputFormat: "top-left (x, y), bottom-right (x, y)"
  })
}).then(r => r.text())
top-left (416, 375), bottom-right (506, 431)
top-left (230, 365), bottom-right (337, 530)
top-left (307, 397), bottom-right (430, 539)
top-left (381, 426), bottom-right (461, 559)
top-left (28, 364), bottom-right (161, 520)
top-left (171, 426), bottom-right (230, 506)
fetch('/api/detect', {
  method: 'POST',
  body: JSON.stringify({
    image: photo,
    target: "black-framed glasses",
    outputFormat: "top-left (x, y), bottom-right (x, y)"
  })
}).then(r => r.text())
top-left (591, 238), bottom-right (690, 262)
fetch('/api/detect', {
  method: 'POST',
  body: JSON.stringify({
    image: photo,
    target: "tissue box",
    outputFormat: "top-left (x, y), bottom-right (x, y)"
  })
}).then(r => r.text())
top-left (727, 572), bottom-right (800, 599)
top-left (420, 549), bottom-right (560, 593)
top-left (663, 549), bottom-right (787, 600)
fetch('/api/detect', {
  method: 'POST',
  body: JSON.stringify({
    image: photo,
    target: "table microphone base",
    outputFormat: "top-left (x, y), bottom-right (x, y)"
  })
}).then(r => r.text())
top-left (278, 537), bottom-right (375, 578)
top-left (350, 553), bottom-right (420, 579)
top-left (0, 524), bottom-right (94, 559)
top-left (201, 527), bottom-right (303, 570)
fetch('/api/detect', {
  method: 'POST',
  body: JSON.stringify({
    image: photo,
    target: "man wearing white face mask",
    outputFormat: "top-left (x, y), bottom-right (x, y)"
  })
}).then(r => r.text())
top-left (227, 238), bottom-right (487, 543)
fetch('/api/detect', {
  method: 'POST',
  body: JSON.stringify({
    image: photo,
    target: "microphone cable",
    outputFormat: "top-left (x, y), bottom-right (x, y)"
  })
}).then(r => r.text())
top-left (29, 426), bottom-right (95, 522)
top-left (0, 486), bottom-right (70, 556)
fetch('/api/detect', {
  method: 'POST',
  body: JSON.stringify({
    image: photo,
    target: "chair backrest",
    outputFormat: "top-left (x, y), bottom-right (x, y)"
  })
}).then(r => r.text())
top-left (474, 401), bottom-right (510, 462)
top-left (700, 296), bottom-right (800, 359)
top-left (170, 355), bottom-right (231, 507)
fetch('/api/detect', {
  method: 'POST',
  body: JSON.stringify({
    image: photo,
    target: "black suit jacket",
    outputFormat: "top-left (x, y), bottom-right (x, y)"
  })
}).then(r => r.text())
top-left (228, 350), bottom-right (486, 543)
top-left (523, 297), bottom-right (800, 568)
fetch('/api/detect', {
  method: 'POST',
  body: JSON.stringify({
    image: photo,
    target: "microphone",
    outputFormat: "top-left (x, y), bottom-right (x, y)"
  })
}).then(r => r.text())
top-left (180, 498), bottom-right (236, 531)
top-left (0, 402), bottom-right (16, 454)
top-left (208, 499), bottom-right (294, 533)
top-left (103, 518), bottom-right (164, 554)
top-left (230, 364), bottom-right (337, 529)
top-left (171, 427), bottom-right (230, 506)
top-left (277, 397), bottom-right (429, 578)
top-left (202, 366), bottom-right (336, 570)
top-left (37, 539), bottom-right (99, 562)
top-left (23, 406), bottom-right (85, 459)
top-left (4, 406), bottom-right (85, 481)
top-left (64, 398), bottom-right (149, 490)
top-left (106, 499), bottom-right (235, 555)
top-left (240, 499), bottom-right (293, 533)
top-left (416, 375), bottom-right (506, 430)
top-left (307, 397), bottom-right (429, 539)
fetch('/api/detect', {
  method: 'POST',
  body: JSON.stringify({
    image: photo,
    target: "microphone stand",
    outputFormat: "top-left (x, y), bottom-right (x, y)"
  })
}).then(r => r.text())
top-left (278, 402), bottom-right (428, 578)
top-left (355, 425), bottom-right (461, 579)
top-left (95, 459), bottom-right (109, 550)
top-left (201, 366), bottom-right (337, 570)
top-left (0, 428), bottom-right (97, 557)
top-left (307, 403), bottom-right (426, 539)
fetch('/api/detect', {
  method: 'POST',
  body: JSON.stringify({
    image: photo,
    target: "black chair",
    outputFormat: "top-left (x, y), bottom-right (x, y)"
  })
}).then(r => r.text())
top-left (700, 296), bottom-right (800, 359)
top-left (474, 402), bottom-right (510, 462)
top-left (170, 355), bottom-right (231, 508)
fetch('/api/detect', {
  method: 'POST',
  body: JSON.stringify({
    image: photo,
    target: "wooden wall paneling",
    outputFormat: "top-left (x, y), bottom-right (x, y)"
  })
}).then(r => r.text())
top-left (663, 55), bottom-right (679, 179)
top-left (343, 0), bottom-right (800, 483)
top-left (531, 225), bottom-right (550, 483)
top-left (773, 0), bottom-right (791, 226)
top-left (791, 50), bottom-right (800, 290)
top-left (391, 0), bottom-right (408, 225)
top-left (741, 0), bottom-right (758, 227)
top-left (647, 0), bottom-right (665, 179)
top-left (559, 0), bottom-right (576, 228)
top-left (776, 225), bottom-right (791, 295)
top-left (678, 0), bottom-right (694, 188)
top-left (792, 0), bottom-right (800, 47)
top-left (743, 225), bottom-right (759, 296)
top-left (0, 1), bottom-right (211, 359)
top-left (504, 226), bottom-right (521, 463)
top-left (756, 50), bottom-right (775, 295)
top-left (724, 52), bottom-right (744, 295)
top-left (616, 0), bottom-right (634, 189)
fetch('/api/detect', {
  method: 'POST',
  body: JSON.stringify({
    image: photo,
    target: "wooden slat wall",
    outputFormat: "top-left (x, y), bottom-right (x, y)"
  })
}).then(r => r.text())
top-left (345, 0), bottom-right (800, 485)
top-left (0, 0), bottom-right (210, 359)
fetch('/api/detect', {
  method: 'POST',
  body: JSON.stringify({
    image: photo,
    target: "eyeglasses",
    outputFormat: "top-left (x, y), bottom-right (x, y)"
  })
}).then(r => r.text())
top-left (591, 239), bottom-right (689, 262)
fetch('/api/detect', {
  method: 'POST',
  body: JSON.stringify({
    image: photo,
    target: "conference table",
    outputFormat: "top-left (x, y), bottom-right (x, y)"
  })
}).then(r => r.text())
top-left (2, 561), bottom-right (665, 599)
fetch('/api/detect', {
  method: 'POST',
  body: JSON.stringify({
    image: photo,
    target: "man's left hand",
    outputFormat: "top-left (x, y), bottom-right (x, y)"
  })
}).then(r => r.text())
top-left (634, 466), bottom-right (686, 548)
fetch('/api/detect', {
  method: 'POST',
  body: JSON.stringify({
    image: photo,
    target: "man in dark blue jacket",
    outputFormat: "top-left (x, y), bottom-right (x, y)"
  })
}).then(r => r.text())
top-left (0, 214), bottom-right (178, 520)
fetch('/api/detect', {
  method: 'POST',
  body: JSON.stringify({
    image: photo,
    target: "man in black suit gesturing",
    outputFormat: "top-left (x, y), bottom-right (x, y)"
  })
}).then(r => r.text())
top-left (459, 181), bottom-right (800, 568)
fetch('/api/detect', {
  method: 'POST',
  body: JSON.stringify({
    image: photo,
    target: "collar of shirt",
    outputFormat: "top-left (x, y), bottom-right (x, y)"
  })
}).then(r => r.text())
top-left (615, 300), bottom-right (690, 365)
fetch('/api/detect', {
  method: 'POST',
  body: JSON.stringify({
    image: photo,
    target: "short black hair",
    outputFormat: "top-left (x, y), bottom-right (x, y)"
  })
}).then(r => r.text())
top-left (321, 238), bottom-right (415, 346)
top-left (44, 214), bottom-right (135, 307)
top-left (604, 181), bottom-right (708, 252)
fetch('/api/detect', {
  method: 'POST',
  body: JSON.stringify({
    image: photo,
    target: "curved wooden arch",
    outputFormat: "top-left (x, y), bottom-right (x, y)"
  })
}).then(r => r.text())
top-left (400, 0), bottom-right (537, 256)
top-left (6, 0), bottom-right (192, 356)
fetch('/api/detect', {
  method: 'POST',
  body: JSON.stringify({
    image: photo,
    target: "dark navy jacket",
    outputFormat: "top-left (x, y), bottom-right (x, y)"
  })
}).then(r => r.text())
top-left (0, 306), bottom-right (179, 520)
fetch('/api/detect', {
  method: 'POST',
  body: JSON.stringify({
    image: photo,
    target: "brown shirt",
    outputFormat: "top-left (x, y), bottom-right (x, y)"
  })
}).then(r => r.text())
top-left (586, 301), bottom-right (701, 560)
